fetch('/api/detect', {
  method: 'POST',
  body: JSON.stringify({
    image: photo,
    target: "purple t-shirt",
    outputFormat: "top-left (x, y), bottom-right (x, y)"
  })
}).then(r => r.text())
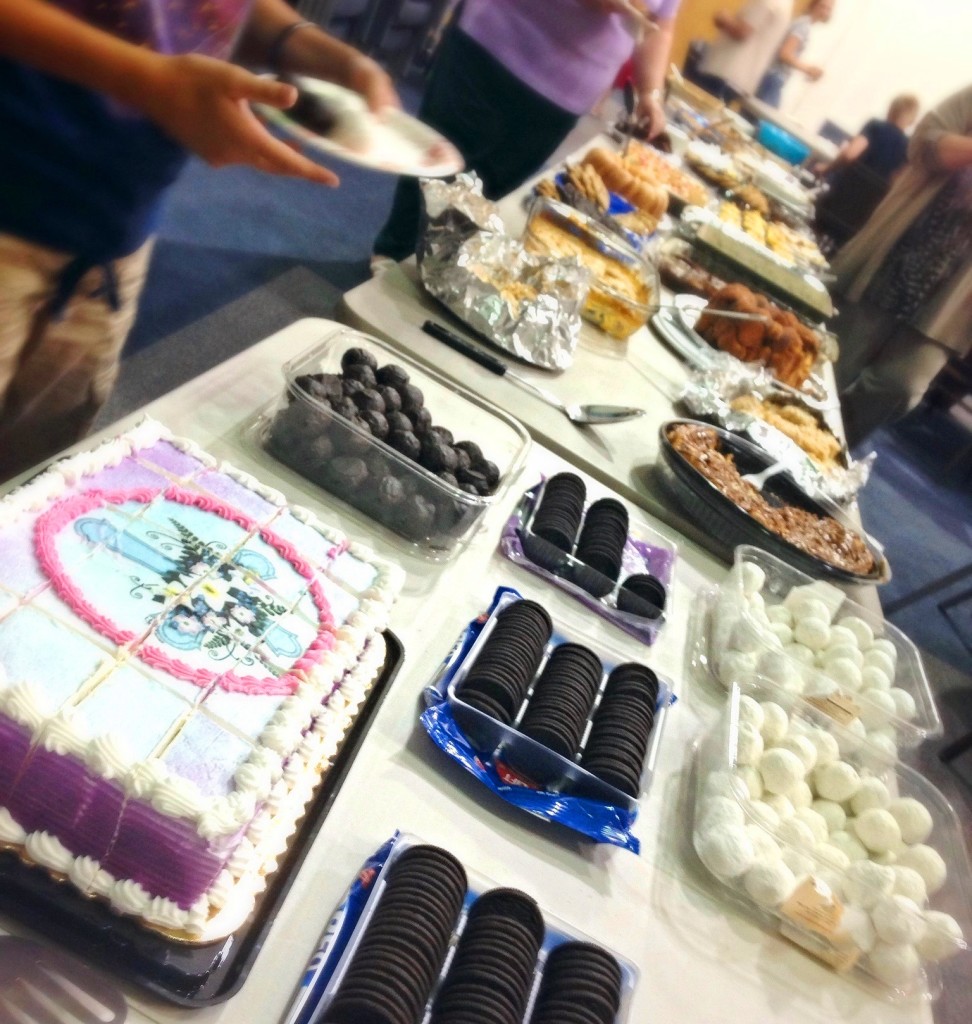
top-left (56, 0), bottom-right (253, 57)
top-left (460, 0), bottom-right (681, 115)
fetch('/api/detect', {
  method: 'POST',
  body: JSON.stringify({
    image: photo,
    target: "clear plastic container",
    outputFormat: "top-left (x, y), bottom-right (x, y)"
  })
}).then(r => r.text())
top-left (258, 327), bottom-right (530, 560)
top-left (444, 591), bottom-right (672, 814)
top-left (697, 545), bottom-right (940, 754)
top-left (500, 478), bottom-right (678, 645)
top-left (523, 195), bottom-right (660, 339)
top-left (315, 832), bottom-right (640, 1022)
top-left (693, 680), bottom-right (971, 1002)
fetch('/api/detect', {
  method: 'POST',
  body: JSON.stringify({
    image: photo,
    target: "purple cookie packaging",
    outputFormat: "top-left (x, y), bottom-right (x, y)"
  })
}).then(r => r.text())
top-left (421, 587), bottom-right (675, 853)
top-left (294, 831), bottom-right (639, 1024)
top-left (500, 476), bottom-right (677, 644)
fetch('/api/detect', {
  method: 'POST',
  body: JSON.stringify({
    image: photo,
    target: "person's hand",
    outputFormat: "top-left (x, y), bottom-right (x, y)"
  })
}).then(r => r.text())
top-left (637, 89), bottom-right (667, 140)
top-left (581, 0), bottom-right (650, 22)
top-left (806, 65), bottom-right (824, 81)
top-left (345, 54), bottom-right (400, 114)
top-left (136, 52), bottom-right (340, 185)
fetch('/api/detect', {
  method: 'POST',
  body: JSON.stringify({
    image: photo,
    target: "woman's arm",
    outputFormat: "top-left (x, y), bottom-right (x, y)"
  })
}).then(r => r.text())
top-left (241, 0), bottom-right (399, 112)
top-left (0, 0), bottom-right (340, 184)
top-left (776, 31), bottom-right (823, 81)
top-left (632, 17), bottom-right (676, 139)
top-left (909, 85), bottom-right (972, 173)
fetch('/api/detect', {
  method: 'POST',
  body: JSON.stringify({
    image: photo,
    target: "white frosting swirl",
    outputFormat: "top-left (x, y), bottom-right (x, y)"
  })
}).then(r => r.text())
top-left (25, 831), bottom-right (74, 872)
top-left (40, 708), bottom-right (89, 756)
top-left (0, 808), bottom-right (27, 844)
top-left (69, 856), bottom-right (114, 897)
top-left (3, 682), bottom-right (54, 730)
top-left (85, 733), bottom-right (135, 780)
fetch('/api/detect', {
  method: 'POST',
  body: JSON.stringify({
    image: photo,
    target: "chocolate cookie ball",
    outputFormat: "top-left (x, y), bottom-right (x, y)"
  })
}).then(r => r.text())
top-left (331, 396), bottom-right (358, 421)
top-left (386, 411), bottom-right (412, 434)
top-left (341, 347), bottom-right (378, 372)
top-left (343, 363), bottom-right (377, 389)
top-left (420, 436), bottom-right (458, 474)
top-left (399, 382), bottom-right (425, 415)
top-left (353, 388), bottom-right (385, 414)
top-left (431, 425), bottom-right (454, 446)
top-left (377, 384), bottom-right (402, 413)
top-left (376, 474), bottom-right (406, 506)
top-left (401, 494), bottom-right (435, 538)
top-left (300, 432), bottom-right (334, 463)
top-left (328, 455), bottom-right (368, 490)
top-left (300, 373), bottom-right (343, 405)
top-left (458, 466), bottom-right (489, 494)
top-left (359, 409), bottom-right (389, 440)
top-left (340, 419), bottom-right (372, 455)
top-left (459, 481), bottom-right (480, 497)
top-left (410, 406), bottom-right (433, 436)
top-left (388, 430), bottom-right (421, 462)
top-left (452, 447), bottom-right (472, 473)
top-left (454, 440), bottom-right (484, 465)
top-left (342, 378), bottom-right (365, 399)
top-left (480, 459), bottom-right (500, 490)
top-left (437, 471), bottom-right (458, 488)
top-left (376, 363), bottom-right (409, 388)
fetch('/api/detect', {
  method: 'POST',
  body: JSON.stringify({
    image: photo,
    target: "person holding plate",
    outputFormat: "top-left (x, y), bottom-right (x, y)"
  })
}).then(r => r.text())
top-left (371, 0), bottom-right (683, 265)
top-left (0, 0), bottom-right (398, 482)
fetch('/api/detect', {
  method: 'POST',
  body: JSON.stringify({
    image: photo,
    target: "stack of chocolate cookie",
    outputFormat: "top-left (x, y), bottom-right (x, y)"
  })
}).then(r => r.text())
top-left (573, 498), bottom-right (629, 598)
top-left (323, 845), bottom-right (466, 1024)
top-left (616, 573), bottom-right (667, 620)
top-left (457, 601), bottom-right (553, 725)
top-left (581, 663), bottom-right (660, 798)
top-left (529, 941), bottom-right (624, 1024)
top-left (430, 888), bottom-right (544, 1024)
top-left (523, 473), bottom-right (587, 572)
top-left (519, 643), bottom-right (604, 758)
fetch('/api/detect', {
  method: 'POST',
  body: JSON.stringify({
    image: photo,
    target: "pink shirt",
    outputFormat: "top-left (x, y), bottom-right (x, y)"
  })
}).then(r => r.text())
top-left (460, 0), bottom-right (681, 116)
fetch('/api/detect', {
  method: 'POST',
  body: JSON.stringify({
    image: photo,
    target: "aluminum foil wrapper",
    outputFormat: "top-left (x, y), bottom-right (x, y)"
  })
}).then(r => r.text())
top-left (417, 174), bottom-right (587, 370)
top-left (680, 365), bottom-right (872, 504)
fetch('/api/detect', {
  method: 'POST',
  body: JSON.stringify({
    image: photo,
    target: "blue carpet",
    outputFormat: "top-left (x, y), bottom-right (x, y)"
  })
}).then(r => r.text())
top-left (856, 408), bottom-right (972, 675)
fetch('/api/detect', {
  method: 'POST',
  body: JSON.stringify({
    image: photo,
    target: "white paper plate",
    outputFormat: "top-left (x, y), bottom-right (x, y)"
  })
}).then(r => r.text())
top-left (255, 76), bottom-right (464, 178)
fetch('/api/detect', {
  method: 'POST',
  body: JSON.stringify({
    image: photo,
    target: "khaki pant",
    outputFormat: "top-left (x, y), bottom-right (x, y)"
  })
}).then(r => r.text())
top-left (834, 296), bottom-right (954, 448)
top-left (0, 233), bottom-right (153, 482)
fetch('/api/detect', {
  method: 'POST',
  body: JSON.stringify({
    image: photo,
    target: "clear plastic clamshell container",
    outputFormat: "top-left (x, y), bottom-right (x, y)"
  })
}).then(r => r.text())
top-left (257, 327), bottom-right (530, 560)
top-left (696, 544), bottom-right (940, 755)
top-left (523, 195), bottom-right (660, 340)
top-left (693, 680), bottom-right (972, 1002)
top-left (446, 591), bottom-right (672, 814)
top-left (315, 831), bottom-right (640, 1022)
top-left (500, 478), bottom-right (678, 645)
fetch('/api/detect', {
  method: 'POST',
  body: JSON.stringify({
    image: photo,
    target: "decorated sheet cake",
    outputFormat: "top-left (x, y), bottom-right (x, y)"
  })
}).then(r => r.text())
top-left (0, 420), bottom-right (403, 939)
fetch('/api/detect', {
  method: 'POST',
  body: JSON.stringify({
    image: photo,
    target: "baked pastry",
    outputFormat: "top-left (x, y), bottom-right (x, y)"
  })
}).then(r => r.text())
top-left (730, 395), bottom-right (843, 469)
top-left (583, 148), bottom-right (668, 221)
top-left (695, 283), bottom-right (821, 388)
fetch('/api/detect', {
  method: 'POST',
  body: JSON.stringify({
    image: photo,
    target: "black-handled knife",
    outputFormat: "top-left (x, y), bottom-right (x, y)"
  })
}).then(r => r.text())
top-left (421, 320), bottom-right (508, 376)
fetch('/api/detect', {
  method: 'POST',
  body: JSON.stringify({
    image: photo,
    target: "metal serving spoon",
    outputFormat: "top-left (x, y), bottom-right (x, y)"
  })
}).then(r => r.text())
top-left (421, 321), bottom-right (645, 425)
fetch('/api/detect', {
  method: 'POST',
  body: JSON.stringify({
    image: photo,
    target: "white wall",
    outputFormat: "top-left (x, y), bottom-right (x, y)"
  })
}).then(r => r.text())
top-left (778, 0), bottom-right (971, 135)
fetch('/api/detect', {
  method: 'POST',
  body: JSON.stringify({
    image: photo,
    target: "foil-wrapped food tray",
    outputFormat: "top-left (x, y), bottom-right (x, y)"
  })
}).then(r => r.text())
top-left (417, 174), bottom-right (587, 370)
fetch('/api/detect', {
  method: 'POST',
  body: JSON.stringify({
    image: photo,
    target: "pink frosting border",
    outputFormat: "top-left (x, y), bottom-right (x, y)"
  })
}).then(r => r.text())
top-left (34, 487), bottom-right (336, 696)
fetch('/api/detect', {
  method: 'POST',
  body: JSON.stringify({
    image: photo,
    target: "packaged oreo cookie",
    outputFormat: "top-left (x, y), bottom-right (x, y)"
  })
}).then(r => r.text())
top-left (500, 477), bottom-right (677, 643)
top-left (420, 587), bottom-right (675, 853)
top-left (309, 832), bottom-right (640, 1023)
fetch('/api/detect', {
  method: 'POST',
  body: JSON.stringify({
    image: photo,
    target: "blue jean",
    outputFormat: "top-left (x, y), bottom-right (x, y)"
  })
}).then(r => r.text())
top-left (756, 71), bottom-right (786, 108)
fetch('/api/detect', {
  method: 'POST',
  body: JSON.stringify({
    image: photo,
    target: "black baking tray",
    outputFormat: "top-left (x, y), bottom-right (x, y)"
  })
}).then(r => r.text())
top-left (0, 631), bottom-right (404, 1008)
top-left (656, 420), bottom-right (889, 585)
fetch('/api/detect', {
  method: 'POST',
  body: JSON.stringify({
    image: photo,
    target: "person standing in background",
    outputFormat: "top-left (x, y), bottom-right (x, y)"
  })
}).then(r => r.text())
top-left (690, 0), bottom-right (793, 104)
top-left (833, 84), bottom-right (972, 447)
top-left (0, 0), bottom-right (397, 483)
top-left (755, 0), bottom-right (834, 109)
top-left (371, 0), bottom-right (683, 264)
top-left (816, 94), bottom-right (920, 183)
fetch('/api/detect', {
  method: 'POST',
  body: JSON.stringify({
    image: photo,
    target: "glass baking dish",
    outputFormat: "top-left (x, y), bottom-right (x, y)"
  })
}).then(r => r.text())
top-left (260, 327), bottom-right (531, 560)
top-left (693, 679), bottom-right (971, 1002)
top-left (522, 195), bottom-right (659, 339)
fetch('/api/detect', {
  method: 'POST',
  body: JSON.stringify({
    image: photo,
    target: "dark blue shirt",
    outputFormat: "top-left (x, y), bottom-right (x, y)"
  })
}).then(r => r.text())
top-left (858, 118), bottom-right (909, 182)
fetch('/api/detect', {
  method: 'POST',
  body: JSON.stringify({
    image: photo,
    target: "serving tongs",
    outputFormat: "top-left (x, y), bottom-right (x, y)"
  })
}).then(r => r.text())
top-left (0, 937), bottom-right (127, 1024)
